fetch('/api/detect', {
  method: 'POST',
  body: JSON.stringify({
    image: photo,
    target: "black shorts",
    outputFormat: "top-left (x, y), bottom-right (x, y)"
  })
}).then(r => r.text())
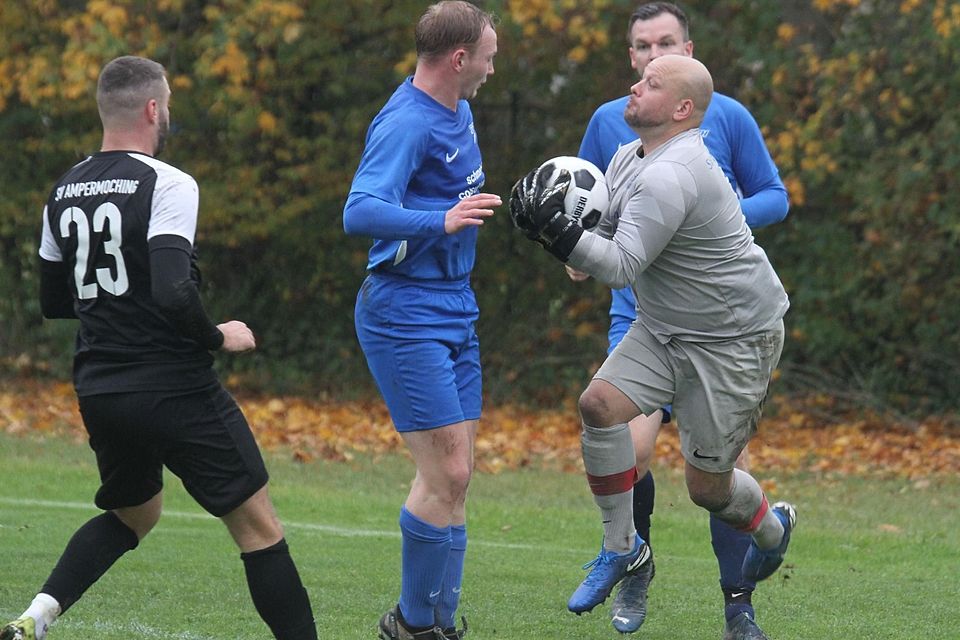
top-left (79, 382), bottom-right (269, 517)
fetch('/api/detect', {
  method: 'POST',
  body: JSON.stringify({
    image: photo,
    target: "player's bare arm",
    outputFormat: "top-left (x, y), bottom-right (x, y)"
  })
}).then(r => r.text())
top-left (444, 192), bottom-right (501, 234)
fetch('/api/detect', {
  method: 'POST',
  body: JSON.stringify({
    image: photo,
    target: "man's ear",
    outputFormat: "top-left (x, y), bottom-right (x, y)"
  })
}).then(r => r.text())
top-left (451, 48), bottom-right (466, 71)
top-left (674, 97), bottom-right (694, 121)
top-left (145, 98), bottom-right (159, 124)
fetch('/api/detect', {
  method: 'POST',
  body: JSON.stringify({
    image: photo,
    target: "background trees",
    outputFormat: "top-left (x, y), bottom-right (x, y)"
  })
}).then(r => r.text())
top-left (2, 0), bottom-right (957, 414)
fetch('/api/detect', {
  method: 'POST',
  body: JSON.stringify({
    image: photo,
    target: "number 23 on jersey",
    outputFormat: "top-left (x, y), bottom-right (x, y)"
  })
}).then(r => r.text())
top-left (58, 202), bottom-right (130, 299)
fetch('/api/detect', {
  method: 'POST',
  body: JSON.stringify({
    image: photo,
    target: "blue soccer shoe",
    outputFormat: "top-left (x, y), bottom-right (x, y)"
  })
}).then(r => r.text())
top-left (742, 501), bottom-right (797, 582)
top-left (568, 535), bottom-right (650, 614)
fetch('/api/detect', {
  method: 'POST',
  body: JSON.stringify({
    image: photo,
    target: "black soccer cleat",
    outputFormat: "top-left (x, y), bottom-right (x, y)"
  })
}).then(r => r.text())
top-left (722, 612), bottom-right (769, 640)
top-left (440, 615), bottom-right (467, 639)
top-left (610, 554), bottom-right (656, 634)
top-left (378, 606), bottom-right (446, 640)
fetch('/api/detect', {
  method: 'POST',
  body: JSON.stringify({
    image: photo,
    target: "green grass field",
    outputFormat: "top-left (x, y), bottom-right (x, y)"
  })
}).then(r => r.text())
top-left (1, 431), bottom-right (958, 639)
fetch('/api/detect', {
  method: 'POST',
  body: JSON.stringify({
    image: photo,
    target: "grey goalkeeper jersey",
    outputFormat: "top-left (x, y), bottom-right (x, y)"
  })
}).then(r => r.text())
top-left (569, 129), bottom-right (789, 343)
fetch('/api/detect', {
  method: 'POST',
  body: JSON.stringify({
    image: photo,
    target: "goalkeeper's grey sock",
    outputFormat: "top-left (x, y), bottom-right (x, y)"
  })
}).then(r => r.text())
top-left (581, 422), bottom-right (638, 553)
top-left (711, 469), bottom-right (784, 549)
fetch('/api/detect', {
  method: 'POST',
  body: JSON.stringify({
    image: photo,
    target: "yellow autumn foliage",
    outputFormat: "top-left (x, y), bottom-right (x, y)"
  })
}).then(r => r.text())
top-left (2, 0), bottom-right (960, 414)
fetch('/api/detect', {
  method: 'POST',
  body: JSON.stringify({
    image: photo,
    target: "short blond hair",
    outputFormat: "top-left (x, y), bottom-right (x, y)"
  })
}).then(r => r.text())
top-left (415, 1), bottom-right (496, 62)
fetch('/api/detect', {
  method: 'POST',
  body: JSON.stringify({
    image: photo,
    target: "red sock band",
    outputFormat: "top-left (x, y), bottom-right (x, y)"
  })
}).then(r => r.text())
top-left (586, 467), bottom-right (640, 496)
top-left (739, 494), bottom-right (769, 533)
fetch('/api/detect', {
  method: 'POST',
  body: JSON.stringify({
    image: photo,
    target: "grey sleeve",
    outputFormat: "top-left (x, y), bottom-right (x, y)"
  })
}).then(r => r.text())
top-left (568, 162), bottom-right (690, 288)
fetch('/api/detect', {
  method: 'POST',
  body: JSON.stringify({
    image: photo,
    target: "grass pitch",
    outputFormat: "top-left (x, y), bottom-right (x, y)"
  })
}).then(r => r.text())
top-left (1, 431), bottom-right (958, 639)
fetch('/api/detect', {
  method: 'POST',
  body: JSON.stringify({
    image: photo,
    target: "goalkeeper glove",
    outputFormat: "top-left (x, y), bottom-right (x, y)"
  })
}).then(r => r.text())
top-left (508, 163), bottom-right (583, 262)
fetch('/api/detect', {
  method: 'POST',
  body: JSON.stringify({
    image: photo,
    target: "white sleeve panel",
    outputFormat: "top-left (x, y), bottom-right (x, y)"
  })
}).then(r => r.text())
top-left (134, 154), bottom-right (200, 245)
top-left (39, 205), bottom-right (63, 261)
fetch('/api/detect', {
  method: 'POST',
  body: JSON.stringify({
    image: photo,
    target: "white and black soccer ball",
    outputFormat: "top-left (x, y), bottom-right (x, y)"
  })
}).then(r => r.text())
top-left (537, 156), bottom-right (609, 231)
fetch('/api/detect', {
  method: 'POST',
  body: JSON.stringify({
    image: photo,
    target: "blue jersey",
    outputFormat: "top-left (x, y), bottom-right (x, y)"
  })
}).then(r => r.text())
top-left (344, 77), bottom-right (486, 281)
top-left (578, 92), bottom-right (789, 322)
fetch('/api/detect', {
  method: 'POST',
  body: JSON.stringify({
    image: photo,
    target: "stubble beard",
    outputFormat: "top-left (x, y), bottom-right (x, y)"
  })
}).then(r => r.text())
top-left (154, 113), bottom-right (170, 157)
top-left (624, 106), bottom-right (651, 130)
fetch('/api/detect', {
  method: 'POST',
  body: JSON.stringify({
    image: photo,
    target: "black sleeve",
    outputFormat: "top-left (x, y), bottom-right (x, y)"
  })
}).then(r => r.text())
top-left (149, 234), bottom-right (224, 351)
top-left (39, 258), bottom-right (78, 319)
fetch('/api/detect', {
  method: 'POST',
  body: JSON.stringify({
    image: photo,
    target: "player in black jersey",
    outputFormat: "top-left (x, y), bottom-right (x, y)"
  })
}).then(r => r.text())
top-left (0, 56), bottom-right (317, 640)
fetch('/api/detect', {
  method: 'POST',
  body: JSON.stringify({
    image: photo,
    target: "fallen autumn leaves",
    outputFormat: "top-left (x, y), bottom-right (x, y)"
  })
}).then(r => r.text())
top-left (2, 379), bottom-right (958, 479)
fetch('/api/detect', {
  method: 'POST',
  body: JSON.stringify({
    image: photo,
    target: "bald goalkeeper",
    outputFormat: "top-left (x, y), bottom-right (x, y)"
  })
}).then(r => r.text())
top-left (508, 55), bottom-right (797, 627)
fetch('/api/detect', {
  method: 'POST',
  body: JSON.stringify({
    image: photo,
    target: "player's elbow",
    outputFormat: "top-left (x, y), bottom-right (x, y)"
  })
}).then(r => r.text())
top-left (589, 269), bottom-right (630, 290)
top-left (746, 191), bottom-right (790, 229)
top-left (773, 195), bottom-right (790, 223)
top-left (342, 193), bottom-right (368, 236)
top-left (152, 277), bottom-right (193, 315)
top-left (343, 211), bottom-right (360, 236)
top-left (773, 187), bottom-right (790, 221)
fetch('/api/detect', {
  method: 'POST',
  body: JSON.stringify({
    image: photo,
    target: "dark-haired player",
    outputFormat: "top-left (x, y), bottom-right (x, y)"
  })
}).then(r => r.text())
top-left (1, 55), bottom-right (317, 640)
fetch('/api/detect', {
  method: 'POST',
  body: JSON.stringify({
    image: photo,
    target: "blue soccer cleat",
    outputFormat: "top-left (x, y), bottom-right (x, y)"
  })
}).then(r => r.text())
top-left (568, 536), bottom-right (650, 614)
top-left (742, 501), bottom-right (797, 582)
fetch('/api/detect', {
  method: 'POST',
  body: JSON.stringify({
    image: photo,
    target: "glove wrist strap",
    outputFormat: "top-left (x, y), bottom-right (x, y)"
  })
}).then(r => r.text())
top-left (540, 211), bottom-right (583, 262)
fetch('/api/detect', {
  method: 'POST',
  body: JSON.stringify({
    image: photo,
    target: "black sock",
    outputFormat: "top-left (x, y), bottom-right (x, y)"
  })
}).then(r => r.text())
top-left (722, 587), bottom-right (754, 622)
top-left (241, 539), bottom-right (317, 640)
top-left (41, 511), bottom-right (139, 613)
top-left (632, 470), bottom-right (655, 547)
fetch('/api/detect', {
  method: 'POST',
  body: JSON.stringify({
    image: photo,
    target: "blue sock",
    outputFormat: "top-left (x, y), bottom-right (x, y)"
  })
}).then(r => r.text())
top-left (398, 507), bottom-right (451, 629)
top-left (710, 514), bottom-right (756, 622)
top-left (435, 524), bottom-right (466, 629)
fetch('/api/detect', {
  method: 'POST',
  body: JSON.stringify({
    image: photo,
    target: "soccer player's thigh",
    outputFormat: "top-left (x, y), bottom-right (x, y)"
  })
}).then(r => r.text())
top-left (79, 392), bottom-right (167, 511)
top-left (158, 383), bottom-right (269, 518)
top-left (670, 322), bottom-right (785, 473)
top-left (594, 321), bottom-right (675, 421)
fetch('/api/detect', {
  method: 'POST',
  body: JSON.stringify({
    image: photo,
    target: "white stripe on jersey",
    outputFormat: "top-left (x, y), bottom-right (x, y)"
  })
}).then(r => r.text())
top-left (131, 152), bottom-right (200, 245)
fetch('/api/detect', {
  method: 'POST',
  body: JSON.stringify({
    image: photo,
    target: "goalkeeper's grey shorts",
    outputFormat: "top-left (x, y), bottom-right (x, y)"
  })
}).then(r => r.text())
top-left (594, 319), bottom-right (784, 473)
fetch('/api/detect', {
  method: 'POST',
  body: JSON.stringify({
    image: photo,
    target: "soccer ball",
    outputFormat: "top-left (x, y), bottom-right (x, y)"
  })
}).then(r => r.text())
top-left (537, 156), bottom-right (609, 231)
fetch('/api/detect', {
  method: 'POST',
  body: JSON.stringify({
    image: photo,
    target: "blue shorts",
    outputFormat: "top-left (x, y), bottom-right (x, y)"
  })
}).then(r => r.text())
top-left (354, 273), bottom-right (482, 432)
top-left (609, 313), bottom-right (672, 424)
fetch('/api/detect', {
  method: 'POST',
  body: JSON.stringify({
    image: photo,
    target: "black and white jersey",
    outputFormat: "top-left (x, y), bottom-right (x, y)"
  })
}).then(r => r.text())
top-left (40, 150), bottom-right (217, 395)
